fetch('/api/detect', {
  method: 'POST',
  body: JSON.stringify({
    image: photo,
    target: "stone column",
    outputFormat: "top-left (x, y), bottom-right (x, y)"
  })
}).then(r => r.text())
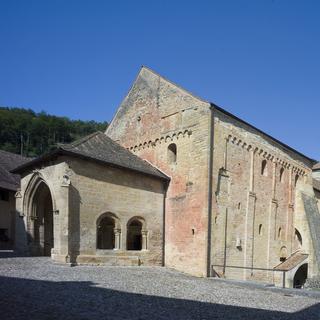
top-left (14, 190), bottom-right (28, 253)
top-left (287, 167), bottom-right (294, 251)
top-left (267, 198), bottom-right (278, 280)
top-left (114, 229), bottom-right (121, 250)
top-left (267, 160), bottom-right (278, 275)
top-left (272, 161), bottom-right (277, 200)
top-left (244, 148), bottom-right (257, 280)
top-left (142, 230), bottom-right (148, 250)
top-left (53, 175), bottom-right (70, 263)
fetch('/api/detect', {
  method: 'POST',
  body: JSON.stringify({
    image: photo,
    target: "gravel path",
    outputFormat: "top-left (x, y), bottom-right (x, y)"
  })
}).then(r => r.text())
top-left (0, 254), bottom-right (320, 319)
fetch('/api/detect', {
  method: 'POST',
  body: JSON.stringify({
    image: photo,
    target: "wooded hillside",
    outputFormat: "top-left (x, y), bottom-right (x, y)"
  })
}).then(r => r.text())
top-left (0, 107), bottom-right (108, 157)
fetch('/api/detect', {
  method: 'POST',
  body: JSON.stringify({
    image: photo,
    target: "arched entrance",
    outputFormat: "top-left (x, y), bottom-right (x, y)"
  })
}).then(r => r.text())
top-left (29, 181), bottom-right (54, 256)
top-left (293, 263), bottom-right (308, 289)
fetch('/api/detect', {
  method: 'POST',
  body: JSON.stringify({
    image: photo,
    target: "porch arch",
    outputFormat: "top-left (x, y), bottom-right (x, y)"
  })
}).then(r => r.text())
top-left (293, 263), bottom-right (308, 288)
top-left (23, 172), bottom-right (57, 217)
top-left (23, 173), bottom-right (56, 256)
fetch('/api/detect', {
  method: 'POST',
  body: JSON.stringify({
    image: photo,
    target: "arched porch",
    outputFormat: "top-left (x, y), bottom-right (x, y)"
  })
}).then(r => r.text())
top-left (26, 179), bottom-right (55, 256)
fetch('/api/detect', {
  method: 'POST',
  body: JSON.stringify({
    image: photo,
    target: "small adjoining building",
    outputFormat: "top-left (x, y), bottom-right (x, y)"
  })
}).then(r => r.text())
top-left (12, 132), bottom-right (169, 266)
top-left (0, 150), bottom-right (29, 248)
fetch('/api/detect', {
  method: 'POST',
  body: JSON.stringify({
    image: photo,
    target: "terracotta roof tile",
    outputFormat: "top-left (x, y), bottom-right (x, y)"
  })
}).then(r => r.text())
top-left (274, 251), bottom-right (308, 271)
top-left (313, 163), bottom-right (320, 170)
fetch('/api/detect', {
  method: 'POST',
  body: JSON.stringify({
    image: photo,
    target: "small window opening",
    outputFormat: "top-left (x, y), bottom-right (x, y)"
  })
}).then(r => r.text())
top-left (214, 216), bottom-right (218, 224)
top-left (295, 228), bottom-right (303, 247)
top-left (280, 246), bottom-right (287, 262)
top-left (238, 202), bottom-right (241, 210)
top-left (168, 143), bottom-right (177, 164)
top-left (280, 168), bottom-right (284, 183)
top-left (261, 160), bottom-right (267, 176)
top-left (258, 224), bottom-right (263, 235)
top-left (278, 227), bottom-right (283, 239)
top-left (192, 228), bottom-right (195, 235)
top-left (295, 174), bottom-right (299, 187)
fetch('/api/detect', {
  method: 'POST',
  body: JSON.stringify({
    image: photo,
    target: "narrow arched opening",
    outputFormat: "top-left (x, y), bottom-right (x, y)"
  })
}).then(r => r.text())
top-left (127, 219), bottom-right (143, 250)
top-left (293, 263), bottom-right (308, 289)
top-left (261, 160), bottom-right (267, 176)
top-left (30, 181), bottom-right (54, 256)
top-left (294, 228), bottom-right (303, 249)
top-left (97, 216), bottom-right (116, 249)
top-left (280, 167), bottom-right (284, 183)
top-left (294, 174), bottom-right (299, 187)
top-left (168, 143), bottom-right (177, 164)
top-left (280, 246), bottom-right (287, 262)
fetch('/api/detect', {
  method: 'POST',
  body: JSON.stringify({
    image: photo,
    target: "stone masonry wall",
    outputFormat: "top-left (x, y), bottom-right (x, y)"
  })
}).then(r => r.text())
top-left (67, 157), bottom-right (165, 266)
top-left (211, 109), bottom-right (316, 284)
top-left (107, 67), bottom-right (212, 276)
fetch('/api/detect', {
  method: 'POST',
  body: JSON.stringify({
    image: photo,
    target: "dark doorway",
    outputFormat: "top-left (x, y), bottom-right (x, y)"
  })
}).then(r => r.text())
top-left (32, 182), bottom-right (54, 256)
top-left (293, 263), bottom-right (308, 289)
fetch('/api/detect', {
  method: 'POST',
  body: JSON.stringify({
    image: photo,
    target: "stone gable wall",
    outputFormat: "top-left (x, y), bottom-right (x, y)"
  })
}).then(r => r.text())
top-left (107, 68), bottom-right (212, 276)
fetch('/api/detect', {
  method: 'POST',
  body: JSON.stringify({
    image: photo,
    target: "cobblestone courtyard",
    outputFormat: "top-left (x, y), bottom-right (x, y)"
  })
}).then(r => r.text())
top-left (0, 254), bottom-right (320, 319)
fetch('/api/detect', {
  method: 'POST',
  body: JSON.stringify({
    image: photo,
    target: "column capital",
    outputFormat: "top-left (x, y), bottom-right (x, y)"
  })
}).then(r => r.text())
top-left (249, 191), bottom-right (256, 199)
top-left (15, 189), bottom-right (22, 198)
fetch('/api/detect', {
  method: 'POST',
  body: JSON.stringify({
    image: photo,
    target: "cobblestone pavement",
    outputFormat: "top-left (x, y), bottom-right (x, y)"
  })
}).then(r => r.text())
top-left (0, 254), bottom-right (320, 319)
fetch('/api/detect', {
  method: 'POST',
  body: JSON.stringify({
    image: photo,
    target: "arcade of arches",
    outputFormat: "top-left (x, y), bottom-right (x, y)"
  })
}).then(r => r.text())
top-left (96, 214), bottom-right (147, 251)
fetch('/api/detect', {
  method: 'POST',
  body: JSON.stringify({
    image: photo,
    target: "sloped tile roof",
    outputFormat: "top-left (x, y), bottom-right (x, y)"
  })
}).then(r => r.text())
top-left (274, 251), bottom-right (308, 271)
top-left (0, 150), bottom-right (30, 191)
top-left (313, 163), bottom-right (320, 171)
top-left (12, 132), bottom-right (169, 181)
top-left (313, 178), bottom-right (320, 192)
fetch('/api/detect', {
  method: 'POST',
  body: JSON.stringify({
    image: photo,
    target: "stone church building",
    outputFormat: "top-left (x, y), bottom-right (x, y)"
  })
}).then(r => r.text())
top-left (12, 67), bottom-right (320, 288)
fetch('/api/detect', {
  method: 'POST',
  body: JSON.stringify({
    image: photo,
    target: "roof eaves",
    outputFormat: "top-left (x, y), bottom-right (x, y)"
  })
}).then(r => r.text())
top-left (211, 103), bottom-right (317, 165)
top-left (10, 148), bottom-right (63, 174)
top-left (61, 149), bottom-right (170, 182)
top-left (11, 147), bottom-right (170, 182)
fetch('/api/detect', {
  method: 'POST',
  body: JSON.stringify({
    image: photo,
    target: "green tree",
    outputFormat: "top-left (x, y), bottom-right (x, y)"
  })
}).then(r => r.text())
top-left (0, 107), bottom-right (108, 157)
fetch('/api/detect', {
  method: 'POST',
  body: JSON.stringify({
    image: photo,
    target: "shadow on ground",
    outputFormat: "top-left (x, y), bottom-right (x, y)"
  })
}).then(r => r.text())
top-left (0, 250), bottom-right (33, 259)
top-left (0, 275), bottom-right (319, 320)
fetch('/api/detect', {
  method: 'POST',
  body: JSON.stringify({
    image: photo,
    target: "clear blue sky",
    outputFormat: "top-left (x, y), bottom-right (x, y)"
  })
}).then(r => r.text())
top-left (0, 1), bottom-right (319, 159)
